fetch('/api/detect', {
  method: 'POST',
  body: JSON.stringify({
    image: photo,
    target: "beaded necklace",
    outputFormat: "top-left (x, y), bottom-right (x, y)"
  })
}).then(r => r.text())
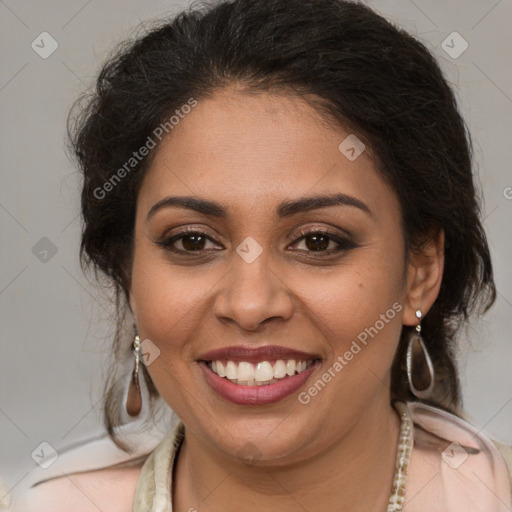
top-left (133, 401), bottom-right (414, 512)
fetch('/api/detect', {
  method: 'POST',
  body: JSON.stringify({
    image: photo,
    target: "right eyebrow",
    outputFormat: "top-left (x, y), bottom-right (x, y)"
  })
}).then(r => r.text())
top-left (146, 196), bottom-right (227, 223)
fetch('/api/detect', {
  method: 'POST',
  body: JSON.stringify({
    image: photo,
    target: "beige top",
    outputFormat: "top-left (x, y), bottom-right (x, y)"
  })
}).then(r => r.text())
top-left (133, 401), bottom-right (512, 512)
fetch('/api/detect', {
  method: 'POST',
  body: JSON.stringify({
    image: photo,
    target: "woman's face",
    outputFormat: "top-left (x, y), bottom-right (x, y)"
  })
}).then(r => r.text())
top-left (129, 88), bottom-right (423, 464)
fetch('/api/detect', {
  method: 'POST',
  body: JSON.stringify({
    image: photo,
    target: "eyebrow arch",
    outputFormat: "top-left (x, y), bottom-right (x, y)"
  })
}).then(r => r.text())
top-left (277, 193), bottom-right (372, 218)
top-left (146, 196), bottom-right (227, 222)
top-left (145, 192), bottom-right (372, 223)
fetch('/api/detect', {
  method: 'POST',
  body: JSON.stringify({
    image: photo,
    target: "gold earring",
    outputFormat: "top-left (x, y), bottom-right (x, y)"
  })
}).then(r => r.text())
top-left (126, 335), bottom-right (142, 416)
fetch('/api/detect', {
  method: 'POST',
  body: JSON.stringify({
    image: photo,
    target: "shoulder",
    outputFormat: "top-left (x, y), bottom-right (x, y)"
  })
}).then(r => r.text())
top-left (493, 439), bottom-right (512, 479)
top-left (408, 400), bottom-right (512, 473)
top-left (8, 419), bottom-right (176, 512)
top-left (405, 400), bottom-right (512, 511)
top-left (12, 465), bottom-right (143, 512)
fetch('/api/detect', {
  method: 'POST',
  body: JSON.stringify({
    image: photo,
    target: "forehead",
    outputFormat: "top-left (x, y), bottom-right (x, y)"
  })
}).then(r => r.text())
top-left (137, 90), bottom-right (398, 220)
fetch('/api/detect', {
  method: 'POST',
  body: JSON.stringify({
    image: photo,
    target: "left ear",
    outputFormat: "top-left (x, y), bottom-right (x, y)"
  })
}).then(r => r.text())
top-left (402, 227), bottom-right (445, 326)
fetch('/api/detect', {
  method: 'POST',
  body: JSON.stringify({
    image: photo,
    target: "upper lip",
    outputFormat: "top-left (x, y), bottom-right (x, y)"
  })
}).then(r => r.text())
top-left (197, 345), bottom-right (321, 363)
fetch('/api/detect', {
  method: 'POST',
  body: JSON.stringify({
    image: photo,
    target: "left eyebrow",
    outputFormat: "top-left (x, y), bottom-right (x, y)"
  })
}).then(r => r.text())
top-left (277, 193), bottom-right (373, 218)
top-left (145, 192), bottom-right (373, 223)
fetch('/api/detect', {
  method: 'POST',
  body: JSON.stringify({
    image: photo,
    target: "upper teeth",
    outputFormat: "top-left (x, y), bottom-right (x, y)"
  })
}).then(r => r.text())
top-left (209, 359), bottom-right (313, 385)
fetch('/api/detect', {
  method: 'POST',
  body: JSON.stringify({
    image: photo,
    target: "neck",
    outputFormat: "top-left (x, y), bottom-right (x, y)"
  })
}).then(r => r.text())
top-left (173, 398), bottom-right (401, 512)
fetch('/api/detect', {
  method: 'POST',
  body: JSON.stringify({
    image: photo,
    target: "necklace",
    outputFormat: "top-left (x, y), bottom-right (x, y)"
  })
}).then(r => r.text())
top-left (387, 401), bottom-right (414, 511)
top-left (133, 401), bottom-right (414, 511)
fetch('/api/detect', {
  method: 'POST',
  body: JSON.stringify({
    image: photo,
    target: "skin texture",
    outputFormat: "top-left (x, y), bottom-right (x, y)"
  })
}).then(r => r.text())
top-left (126, 87), bottom-right (445, 512)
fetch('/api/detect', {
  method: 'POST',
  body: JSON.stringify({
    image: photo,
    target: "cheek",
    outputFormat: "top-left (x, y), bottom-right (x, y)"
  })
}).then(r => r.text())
top-left (129, 245), bottom-right (203, 410)
top-left (130, 243), bottom-right (201, 345)
top-left (299, 252), bottom-right (405, 362)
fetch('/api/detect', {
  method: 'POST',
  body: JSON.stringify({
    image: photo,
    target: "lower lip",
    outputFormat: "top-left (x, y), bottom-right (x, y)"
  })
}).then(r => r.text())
top-left (198, 360), bottom-right (320, 405)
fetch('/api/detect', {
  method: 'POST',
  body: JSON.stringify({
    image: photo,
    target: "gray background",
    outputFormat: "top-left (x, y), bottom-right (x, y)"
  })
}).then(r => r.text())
top-left (1, 0), bottom-right (511, 495)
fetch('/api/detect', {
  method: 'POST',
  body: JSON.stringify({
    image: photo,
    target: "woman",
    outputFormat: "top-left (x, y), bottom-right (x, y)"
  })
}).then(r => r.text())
top-left (12, 0), bottom-right (512, 510)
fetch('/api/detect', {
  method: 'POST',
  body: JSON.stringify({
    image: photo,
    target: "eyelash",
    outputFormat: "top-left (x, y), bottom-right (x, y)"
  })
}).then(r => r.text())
top-left (155, 227), bottom-right (356, 257)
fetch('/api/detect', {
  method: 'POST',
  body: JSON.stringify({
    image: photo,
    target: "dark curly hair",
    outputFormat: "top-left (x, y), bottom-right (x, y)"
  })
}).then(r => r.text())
top-left (67, 0), bottom-right (496, 450)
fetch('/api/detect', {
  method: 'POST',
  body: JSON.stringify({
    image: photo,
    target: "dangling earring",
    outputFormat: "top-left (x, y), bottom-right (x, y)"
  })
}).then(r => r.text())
top-left (406, 309), bottom-right (435, 399)
top-left (126, 335), bottom-right (142, 417)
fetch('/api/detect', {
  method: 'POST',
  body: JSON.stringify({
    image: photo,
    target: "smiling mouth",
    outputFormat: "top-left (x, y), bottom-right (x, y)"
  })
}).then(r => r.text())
top-left (206, 359), bottom-right (317, 386)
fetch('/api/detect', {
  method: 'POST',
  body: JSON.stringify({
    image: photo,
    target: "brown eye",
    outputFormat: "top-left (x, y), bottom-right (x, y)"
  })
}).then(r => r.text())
top-left (291, 229), bottom-right (356, 255)
top-left (303, 233), bottom-right (331, 251)
top-left (180, 233), bottom-right (207, 251)
top-left (156, 230), bottom-right (221, 253)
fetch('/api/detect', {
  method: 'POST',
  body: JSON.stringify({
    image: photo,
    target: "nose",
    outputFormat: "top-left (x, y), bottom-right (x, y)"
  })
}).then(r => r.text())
top-left (213, 249), bottom-right (294, 331)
